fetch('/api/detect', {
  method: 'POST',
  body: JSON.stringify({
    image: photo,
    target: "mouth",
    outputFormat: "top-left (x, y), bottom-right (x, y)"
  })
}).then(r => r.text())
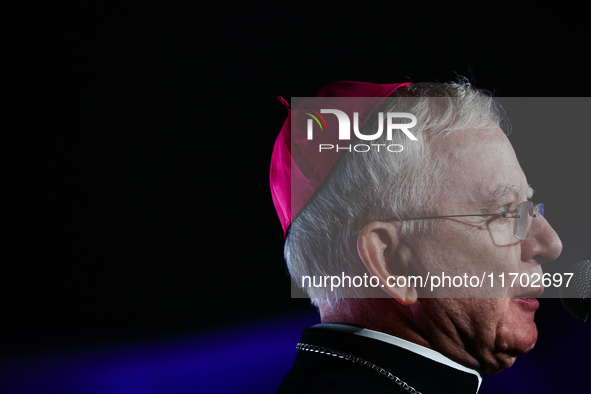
top-left (512, 287), bottom-right (543, 310)
top-left (511, 297), bottom-right (540, 311)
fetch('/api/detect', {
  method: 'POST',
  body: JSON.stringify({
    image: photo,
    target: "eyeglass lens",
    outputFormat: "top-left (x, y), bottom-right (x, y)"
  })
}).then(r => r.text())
top-left (513, 201), bottom-right (532, 240)
top-left (513, 201), bottom-right (544, 240)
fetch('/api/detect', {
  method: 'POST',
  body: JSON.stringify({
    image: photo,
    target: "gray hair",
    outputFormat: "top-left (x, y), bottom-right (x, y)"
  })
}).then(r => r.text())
top-left (284, 80), bottom-right (504, 306)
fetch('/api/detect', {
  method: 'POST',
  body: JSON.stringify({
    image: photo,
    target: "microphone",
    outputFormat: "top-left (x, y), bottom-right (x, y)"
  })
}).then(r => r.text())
top-left (559, 260), bottom-right (590, 322)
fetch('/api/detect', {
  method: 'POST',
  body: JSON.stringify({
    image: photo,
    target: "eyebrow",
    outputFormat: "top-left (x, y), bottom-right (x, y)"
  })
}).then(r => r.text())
top-left (477, 184), bottom-right (525, 212)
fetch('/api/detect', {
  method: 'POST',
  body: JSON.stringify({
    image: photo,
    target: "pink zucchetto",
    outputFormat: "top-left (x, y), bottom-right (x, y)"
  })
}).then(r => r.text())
top-left (270, 81), bottom-right (412, 237)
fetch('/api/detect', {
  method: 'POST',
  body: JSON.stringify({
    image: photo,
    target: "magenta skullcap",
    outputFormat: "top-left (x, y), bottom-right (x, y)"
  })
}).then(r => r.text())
top-left (270, 81), bottom-right (412, 237)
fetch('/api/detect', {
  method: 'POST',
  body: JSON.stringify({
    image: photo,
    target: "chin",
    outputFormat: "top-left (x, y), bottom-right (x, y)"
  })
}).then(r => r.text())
top-left (498, 307), bottom-right (539, 367)
top-left (485, 328), bottom-right (538, 374)
top-left (483, 300), bottom-right (539, 374)
top-left (509, 298), bottom-right (540, 353)
top-left (520, 323), bottom-right (539, 353)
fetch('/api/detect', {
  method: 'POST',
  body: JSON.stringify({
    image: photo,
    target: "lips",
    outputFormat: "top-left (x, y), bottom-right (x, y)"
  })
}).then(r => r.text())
top-left (511, 286), bottom-right (543, 310)
top-left (512, 297), bottom-right (540, 311)
top-left (511, 286), bottom-right (543, 312)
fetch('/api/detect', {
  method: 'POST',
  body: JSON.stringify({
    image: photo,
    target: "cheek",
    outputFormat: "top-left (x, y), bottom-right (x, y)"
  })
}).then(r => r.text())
top-left (487, 218), bottom-right (519, 247)
top-left (423, 221), bottom-right (517, 271)
top-left (414, 224), bottom-right (524, 298)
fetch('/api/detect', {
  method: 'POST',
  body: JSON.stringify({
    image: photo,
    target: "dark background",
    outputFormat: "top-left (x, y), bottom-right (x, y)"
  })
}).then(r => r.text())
top-left (3, 2), bottom-right (590, 393)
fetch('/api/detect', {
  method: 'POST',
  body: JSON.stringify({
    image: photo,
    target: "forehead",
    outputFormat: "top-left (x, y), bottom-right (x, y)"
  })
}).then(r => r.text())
top-left (431, 127), bottom-right (528, 208)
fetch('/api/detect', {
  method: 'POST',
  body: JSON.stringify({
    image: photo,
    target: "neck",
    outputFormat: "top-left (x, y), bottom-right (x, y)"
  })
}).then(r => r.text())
top-left (319, 298), bottom-right (482, 372)
top-left (319, 298), bottom-right (432, 348)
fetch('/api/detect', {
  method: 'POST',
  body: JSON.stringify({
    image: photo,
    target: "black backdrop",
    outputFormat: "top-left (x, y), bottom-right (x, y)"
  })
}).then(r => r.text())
top-left (3, 2), bottom-right (590, 393)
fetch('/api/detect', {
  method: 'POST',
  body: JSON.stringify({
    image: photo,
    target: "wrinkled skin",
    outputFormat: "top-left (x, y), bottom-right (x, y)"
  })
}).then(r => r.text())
top-left (400, 127), bottom-right (563, 373)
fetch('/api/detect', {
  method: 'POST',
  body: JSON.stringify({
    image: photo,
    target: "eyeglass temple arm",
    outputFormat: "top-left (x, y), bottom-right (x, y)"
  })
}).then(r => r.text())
top-left (386, 213), bottom-right (525, 222)
top-left (386, 203), bottom-right (542, 223)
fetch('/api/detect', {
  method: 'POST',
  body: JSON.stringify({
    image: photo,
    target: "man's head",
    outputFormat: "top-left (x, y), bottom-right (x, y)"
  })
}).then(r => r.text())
top-left (278, 81), bottom-right (562, 373)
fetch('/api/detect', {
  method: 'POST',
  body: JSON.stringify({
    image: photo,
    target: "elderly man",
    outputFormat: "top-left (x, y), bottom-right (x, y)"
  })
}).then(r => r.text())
top-left (270, 81), bottom-right (562, 393)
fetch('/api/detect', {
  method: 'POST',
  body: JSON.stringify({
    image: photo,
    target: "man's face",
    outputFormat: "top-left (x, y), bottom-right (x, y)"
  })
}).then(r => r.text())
top-left (402, 127), bottom-right (562, 373)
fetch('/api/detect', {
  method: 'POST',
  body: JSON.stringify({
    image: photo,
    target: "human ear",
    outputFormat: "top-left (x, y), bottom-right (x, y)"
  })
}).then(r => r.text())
top-left (357, 221), bottom-right (417, 306)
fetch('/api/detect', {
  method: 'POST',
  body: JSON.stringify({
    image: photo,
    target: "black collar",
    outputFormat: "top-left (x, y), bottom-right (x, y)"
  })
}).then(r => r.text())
top-left (294, 327), bottom-right (480, 394)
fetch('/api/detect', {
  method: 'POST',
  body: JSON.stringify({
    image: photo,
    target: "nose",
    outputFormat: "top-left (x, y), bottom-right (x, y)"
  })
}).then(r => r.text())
top-left (521, 214), bottom-right (563, 265)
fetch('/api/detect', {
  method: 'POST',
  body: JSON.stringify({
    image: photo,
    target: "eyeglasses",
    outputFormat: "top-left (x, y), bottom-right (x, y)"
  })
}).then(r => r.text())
top-left (387, 201), bottom-right (544, 241)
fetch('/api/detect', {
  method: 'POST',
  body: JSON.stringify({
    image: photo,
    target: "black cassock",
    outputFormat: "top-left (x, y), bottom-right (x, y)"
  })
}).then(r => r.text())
top-left (277, 327), bottom-right (480, 394)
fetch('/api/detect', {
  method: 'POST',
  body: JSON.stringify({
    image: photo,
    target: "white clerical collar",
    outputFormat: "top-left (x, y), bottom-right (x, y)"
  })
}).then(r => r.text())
top-left (314, 323), bottom-right (482, 392)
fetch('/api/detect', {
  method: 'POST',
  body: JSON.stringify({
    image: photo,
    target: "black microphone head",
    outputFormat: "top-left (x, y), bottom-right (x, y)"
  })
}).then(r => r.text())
top-left (559, 260), bottom-right (591, 322)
